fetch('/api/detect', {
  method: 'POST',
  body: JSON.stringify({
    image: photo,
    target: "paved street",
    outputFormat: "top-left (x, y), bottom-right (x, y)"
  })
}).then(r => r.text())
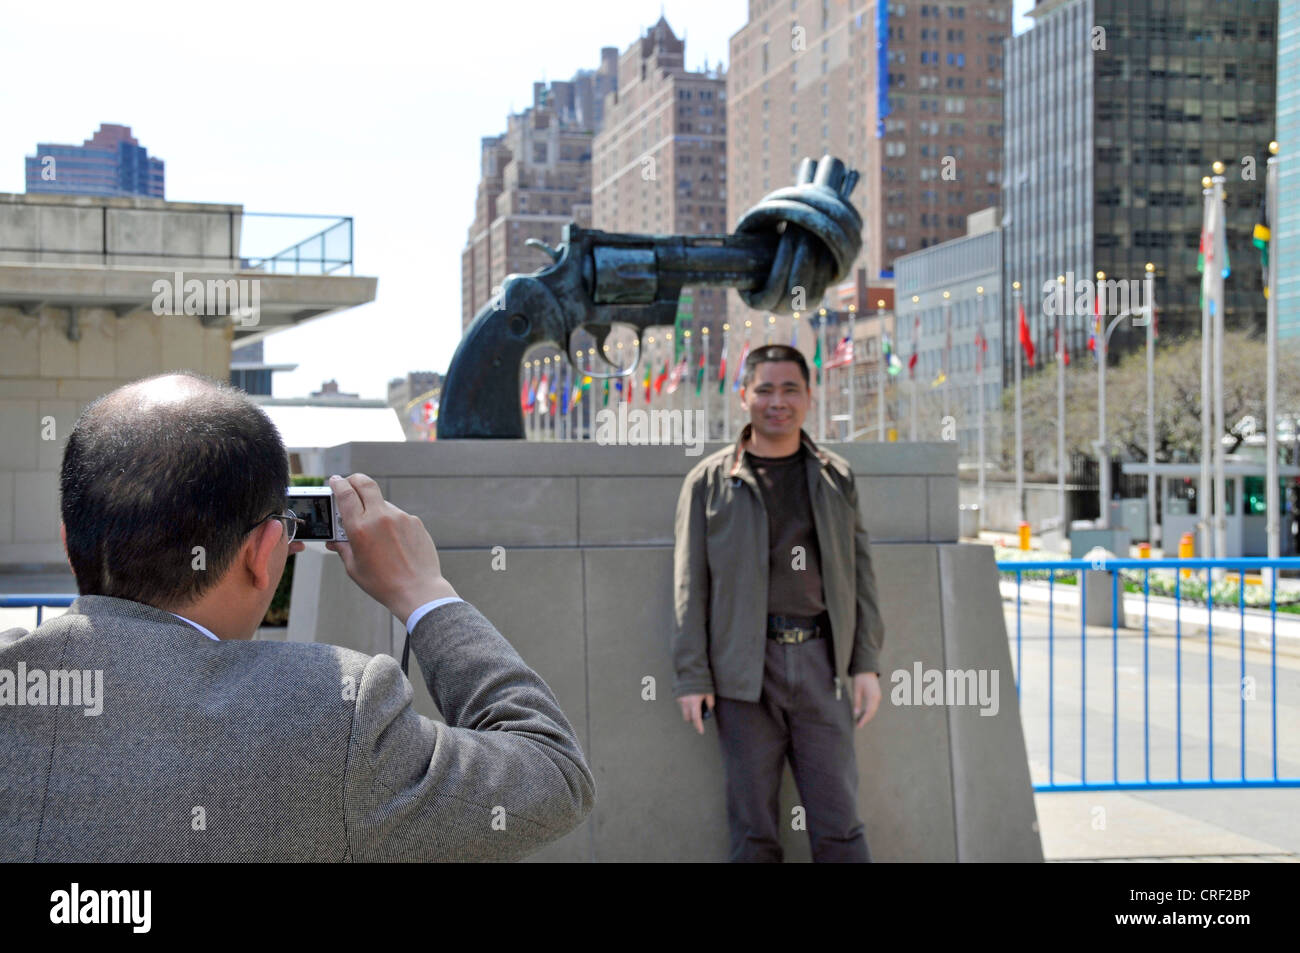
top-left (1006, 597), bottom-right (1300, 861)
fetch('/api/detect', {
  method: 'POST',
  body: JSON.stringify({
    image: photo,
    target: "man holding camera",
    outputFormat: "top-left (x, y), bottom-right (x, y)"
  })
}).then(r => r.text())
top-left (0, 372), bottom-right (594, 862)
top-left (672, 345), bottom-right (885, 862)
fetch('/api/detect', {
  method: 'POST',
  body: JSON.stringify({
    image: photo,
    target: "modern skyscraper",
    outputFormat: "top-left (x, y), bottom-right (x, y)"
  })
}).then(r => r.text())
top-left (591, 18), bottom-right (728, 336)
top-left (1002, 0), bottom-right (1277, 381)
top-left (25, 124), bottom-right (164, 198)
top-left (1277, 0), bottom-right (1300, 341)
top-left (460, 49), bottom-right (619, 331)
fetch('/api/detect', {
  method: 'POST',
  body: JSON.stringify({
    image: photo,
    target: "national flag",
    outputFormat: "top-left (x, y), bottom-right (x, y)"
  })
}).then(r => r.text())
top-left (789, 322), bottom-right (799, 348)
top-left (882, 334), bottom-right (902, 376)
top-left (1198, 182), bottom-right (1231, 309)
top-left (826, 334), bottom-right (854, 369)
top-left (521, 381), bottom-right (534, 414)
top-left (732, 340), bottom-right (751, 392)
top-left (667, 357), bottom-right (689, 394)
top-left (930, 371), bottom-right (947, 388)
top-left (572, 374), bottom-right (591, 406)
top-left (695, 349), bottom-right (706, 395)
top-left (602, 378), bottom-right (610, 407)
top-left (907, 316), bottom-right (919, 378)
top-left (535, 371), bottom-right (549, 410)
top-left (1018, 302), bottom-right (1035, 366)
top-left (717, 334), bottom-right (728, 394)
top-left (813, 333), bottom-right (822, 385)
top-left (644, 361), bottom-right (652, 403)
top-left (1053, 323), bottom-right (1069, 366)
top-left (975, 329), bottom-right (988, 373)
top-left (1254, 174), bottom-right (1272, 298)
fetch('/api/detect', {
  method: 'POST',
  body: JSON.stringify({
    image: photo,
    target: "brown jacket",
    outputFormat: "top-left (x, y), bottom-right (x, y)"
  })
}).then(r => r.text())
top-left (672, 423), bottom-right (886, 702)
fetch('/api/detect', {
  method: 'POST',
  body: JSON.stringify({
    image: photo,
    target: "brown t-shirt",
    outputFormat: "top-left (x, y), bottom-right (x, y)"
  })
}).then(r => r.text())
top-left (744, 444), bottom-right (827, 618)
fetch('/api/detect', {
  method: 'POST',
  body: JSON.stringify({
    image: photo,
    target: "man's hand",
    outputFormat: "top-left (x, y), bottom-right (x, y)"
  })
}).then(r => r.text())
top-left (324, 473), bottom-right (458, 623)
top-left (852, 672), bottom-right (881, 728)
top-left (677, 693), bottom-right (716, 735)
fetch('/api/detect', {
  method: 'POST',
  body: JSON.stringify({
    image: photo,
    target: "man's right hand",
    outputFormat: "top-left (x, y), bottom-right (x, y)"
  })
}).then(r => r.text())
top-left (324, 473), bottom-right (458, 625)
top-left (677, 693), bottom-right (716, 735)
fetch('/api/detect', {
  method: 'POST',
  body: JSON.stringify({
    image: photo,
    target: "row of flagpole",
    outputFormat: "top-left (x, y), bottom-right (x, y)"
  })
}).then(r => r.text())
top-left (517, 308), bottom-right (864, 443)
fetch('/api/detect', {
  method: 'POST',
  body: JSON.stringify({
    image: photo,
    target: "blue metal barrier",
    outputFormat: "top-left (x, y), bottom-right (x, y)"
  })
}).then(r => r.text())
top-left (996, 557), bottom-right (1300, 792)
top-left (0, 594), bottom-right (76, 627)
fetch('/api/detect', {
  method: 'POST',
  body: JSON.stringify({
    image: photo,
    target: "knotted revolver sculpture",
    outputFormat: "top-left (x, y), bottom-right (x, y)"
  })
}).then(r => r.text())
top-left (438, 155), bottom-right (863, 439)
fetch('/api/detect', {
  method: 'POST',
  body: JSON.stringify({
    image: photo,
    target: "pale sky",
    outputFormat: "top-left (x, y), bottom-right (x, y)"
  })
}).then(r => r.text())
top-left (0, 0), bottom-right (1034, 399)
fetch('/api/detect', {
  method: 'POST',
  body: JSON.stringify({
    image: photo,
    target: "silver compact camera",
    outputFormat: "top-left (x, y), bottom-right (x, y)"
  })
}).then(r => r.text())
top-left (287, 486), bottom-right (348, 542)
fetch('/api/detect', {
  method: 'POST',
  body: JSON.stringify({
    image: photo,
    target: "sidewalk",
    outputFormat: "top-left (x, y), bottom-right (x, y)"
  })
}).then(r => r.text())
top-left (1034, 781), bottom-right (1300, 862)
top-left (999, 577), bottom-right (1300, 653)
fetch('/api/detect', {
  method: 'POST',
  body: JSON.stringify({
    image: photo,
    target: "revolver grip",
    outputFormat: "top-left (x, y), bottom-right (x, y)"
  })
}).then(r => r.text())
top-left (437, 299), bottom-right (540, 439)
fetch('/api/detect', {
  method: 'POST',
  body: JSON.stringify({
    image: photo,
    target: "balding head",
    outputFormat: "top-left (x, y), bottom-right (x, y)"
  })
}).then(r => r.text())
top-left (60, 372), bottom-right (289, 610)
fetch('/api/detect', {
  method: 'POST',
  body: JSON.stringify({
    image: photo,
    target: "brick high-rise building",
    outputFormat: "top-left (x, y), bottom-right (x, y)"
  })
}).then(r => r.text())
top-left (25, 123), bottom-right (165, 198)
top-left (460, 49), bottom-right (619, 331)
top-left (726, 0), bottom-right (1010, 286)
top-left (591, 17), bottom-right (729, 346)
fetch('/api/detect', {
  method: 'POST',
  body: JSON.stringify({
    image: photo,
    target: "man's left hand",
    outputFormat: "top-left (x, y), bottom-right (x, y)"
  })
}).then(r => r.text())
top-left (852, 672), bottom-right (881, 728)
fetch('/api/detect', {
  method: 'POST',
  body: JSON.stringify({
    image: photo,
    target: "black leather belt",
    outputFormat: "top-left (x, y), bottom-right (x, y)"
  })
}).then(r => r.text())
top-left (767, 612), bottom-right (825, 644)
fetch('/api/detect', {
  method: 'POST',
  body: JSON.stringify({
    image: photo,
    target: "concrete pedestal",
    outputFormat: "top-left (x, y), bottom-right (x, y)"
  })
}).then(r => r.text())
top-left (289, 439), bottom-right (1042, 862)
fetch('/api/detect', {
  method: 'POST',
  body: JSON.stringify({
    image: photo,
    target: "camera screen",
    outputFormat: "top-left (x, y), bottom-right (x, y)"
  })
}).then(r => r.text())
top-left (288, 494), bottom-right (335, 541)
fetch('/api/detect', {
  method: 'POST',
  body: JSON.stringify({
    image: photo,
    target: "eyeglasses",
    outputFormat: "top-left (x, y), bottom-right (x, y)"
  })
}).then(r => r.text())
top-left (245, 509), bottom-right (306, 543)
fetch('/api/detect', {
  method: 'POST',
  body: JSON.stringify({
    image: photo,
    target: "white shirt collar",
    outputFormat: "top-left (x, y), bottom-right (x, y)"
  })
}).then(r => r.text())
top-left (168, 611), bottom-right (221, 641)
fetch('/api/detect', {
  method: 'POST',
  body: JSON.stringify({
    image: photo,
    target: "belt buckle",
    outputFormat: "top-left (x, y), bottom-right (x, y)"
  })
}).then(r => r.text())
top-left (778, 627), bottom-right (804, 644)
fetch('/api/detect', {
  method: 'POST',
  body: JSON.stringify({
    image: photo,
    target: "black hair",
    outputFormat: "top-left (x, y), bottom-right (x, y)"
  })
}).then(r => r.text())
top-left (741, 344), bottom-right (811, 390)
top-left (59, 372), bottom-right (289, 611)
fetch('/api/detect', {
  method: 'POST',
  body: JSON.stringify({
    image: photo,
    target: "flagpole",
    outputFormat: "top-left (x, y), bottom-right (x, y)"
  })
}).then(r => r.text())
top-left (1198, 178), bottom-right (1214, 559)
top-left (1056, 282), bottom-right (1066, 550)
top-left (909, 295), bottom-right (919, 441)
top-left (818, 307), bottom-right (828, 442)
top-left (847, 304), bottom-right (857, 441)
top-left (523, 360), bottom-right (532, 441)
top-left (877, 300), bottom-right (886, 443)
top-left (567, 360), bottom-right (575, 441)
top-left (723, 324), bottom-right (732, 442)
top-left (1144, 262), bottom-right (1156, 547)
top-left (684, 330), bottom-right (693, 420)
top-left (977, 287), bottom-right (986, 520)
top-left (702, 327), bottom-right (711, 441)
top-left (1266, 143), bottom-right (1280, 581)
top-left (1212, 162), bottom-right (1228, 565)
top-left (942, 291), bottom-right (952, 421)
top-left (1097, 270), bottom-right (1109, 529)
top-left (1013, 281), bottom-right (1024, 526)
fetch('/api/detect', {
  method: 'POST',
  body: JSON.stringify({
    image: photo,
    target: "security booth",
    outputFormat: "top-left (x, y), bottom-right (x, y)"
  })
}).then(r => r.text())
top-left (1121, 461), bottom-right (1300, 558)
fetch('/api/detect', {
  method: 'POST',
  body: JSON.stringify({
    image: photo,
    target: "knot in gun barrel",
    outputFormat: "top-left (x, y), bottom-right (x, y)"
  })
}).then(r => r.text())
top-left (733, 154), bottom-right (863, 314)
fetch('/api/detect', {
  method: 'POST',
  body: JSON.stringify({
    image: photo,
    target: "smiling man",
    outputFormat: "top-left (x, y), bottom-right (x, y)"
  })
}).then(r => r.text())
top-left (672, 344), bottom-right (885, 862)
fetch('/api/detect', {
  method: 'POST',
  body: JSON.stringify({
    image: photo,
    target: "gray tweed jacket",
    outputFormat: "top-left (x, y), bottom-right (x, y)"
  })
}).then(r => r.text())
top-left (0, 594), bottom-right (594, 862)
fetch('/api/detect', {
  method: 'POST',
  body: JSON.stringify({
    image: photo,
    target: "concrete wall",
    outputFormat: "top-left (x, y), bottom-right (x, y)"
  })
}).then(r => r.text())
top-left (962, 480), bottom-right (1093, 535)
top-left (0, 306), bottom-right (231, 566)
top-left (0, 192), bottom-right (242, 270)
top-left (289, 440), bottom-right (1043, 862)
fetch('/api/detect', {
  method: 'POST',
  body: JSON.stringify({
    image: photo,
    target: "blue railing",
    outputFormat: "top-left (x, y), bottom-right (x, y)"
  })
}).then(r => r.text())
top-left (997, 557), bottom-right (1300, 792)
top-left (0, 594), bottom-right (75, 626)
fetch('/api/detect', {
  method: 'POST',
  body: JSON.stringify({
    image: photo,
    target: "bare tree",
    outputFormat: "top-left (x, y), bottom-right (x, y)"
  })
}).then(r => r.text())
top-left (1000, 329), bottom-right (1300, 474)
